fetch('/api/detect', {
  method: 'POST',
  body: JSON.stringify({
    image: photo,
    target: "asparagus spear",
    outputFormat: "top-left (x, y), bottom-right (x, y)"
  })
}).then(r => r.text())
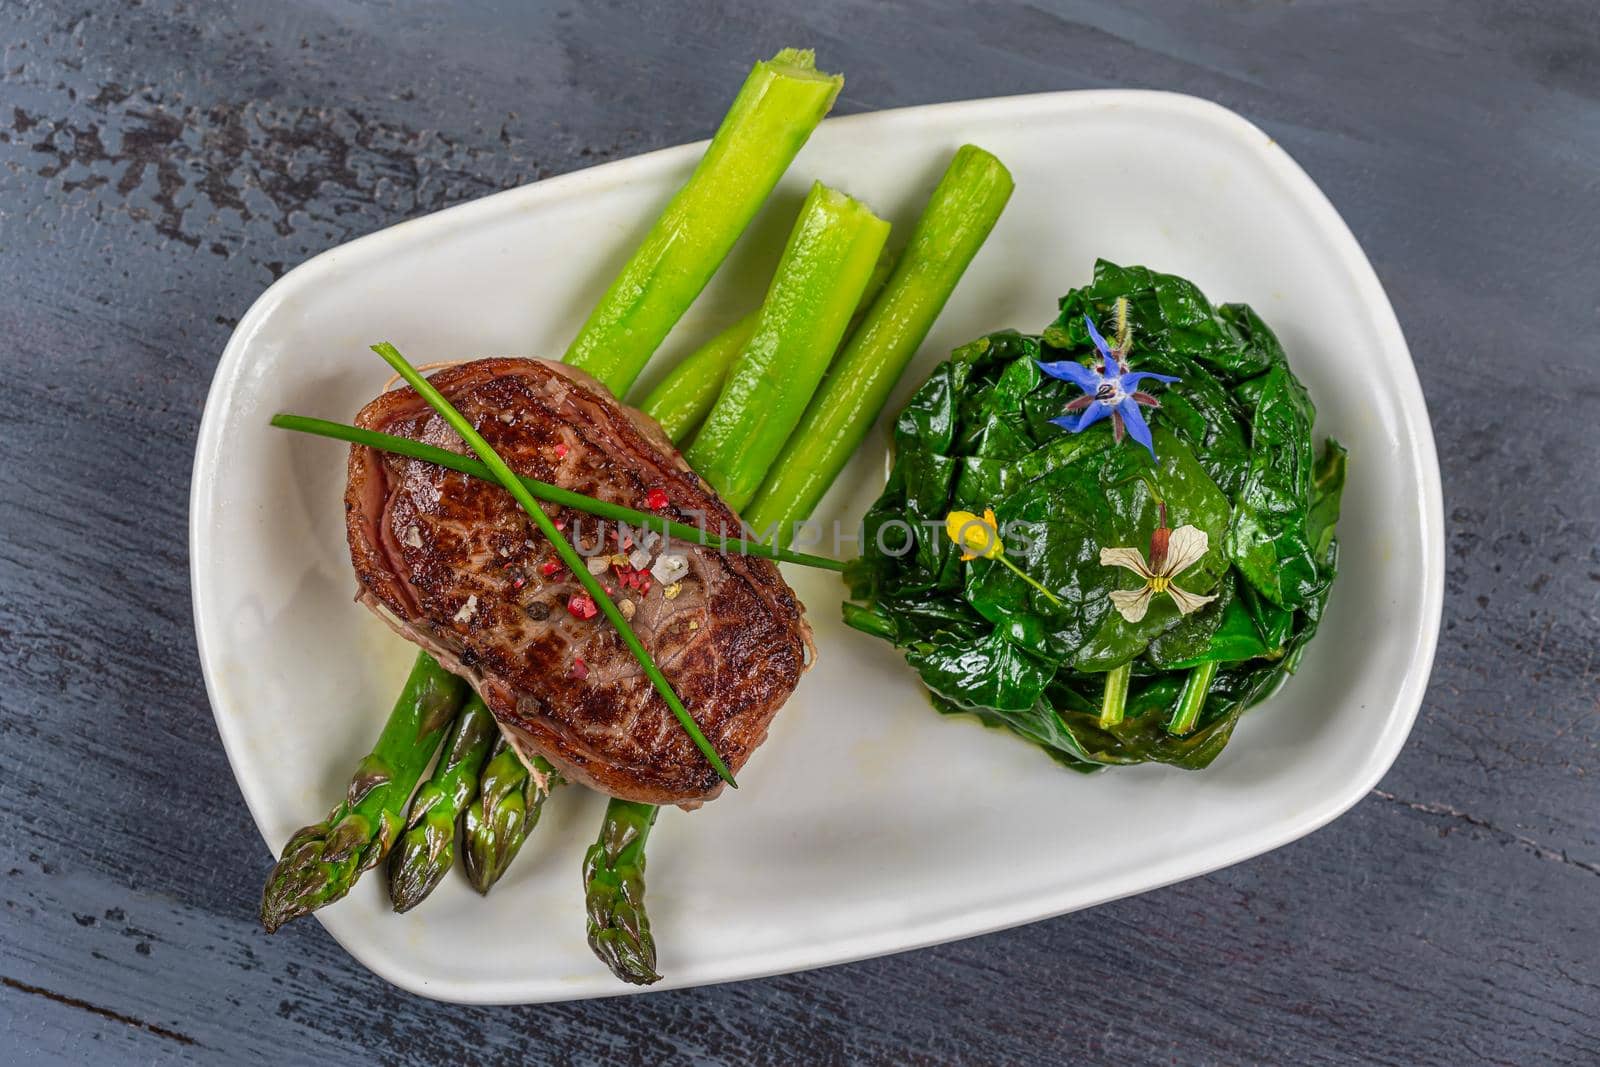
top-left (638, 311), bottom-right (759, 443)
top-left (260, 651), bottom-right (466, 932)
top-left (582, 800), bottom-right (661, 985)
top-left (581, 349), bottom-right (730, 983)
top-left (564, 48), bottom-right (842, 395)
top-left (686, 181), bottom-right (890, 509)
top-left (581, 210), bottom-right (891, 980)
top-left (636, 250), bottom-right (894, 443)
top-left (565, 105), bottom-right (1007, 993)
top-left (387, 695), bottom-right (497, 912)
top-left (581, 153), bottom-right (1010, 981)
top-left (461, 739), bottom-right (565, 894)
top-left (743, 145), bottom-right (1014, 537)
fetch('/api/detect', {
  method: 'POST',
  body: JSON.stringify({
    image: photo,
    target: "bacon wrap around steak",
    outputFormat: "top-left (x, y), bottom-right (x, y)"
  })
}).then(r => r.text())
top-left (344, 358), bottom-right (812, 806)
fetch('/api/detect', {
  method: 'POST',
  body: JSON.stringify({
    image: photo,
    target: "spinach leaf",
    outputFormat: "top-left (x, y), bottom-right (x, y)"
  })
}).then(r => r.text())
top-left (906, 626), bottom-right (1054, 714)
top-left (1049, 259), bottom-right (1274, 382)
top-left (1226, 362), bottom-right (1320, 608)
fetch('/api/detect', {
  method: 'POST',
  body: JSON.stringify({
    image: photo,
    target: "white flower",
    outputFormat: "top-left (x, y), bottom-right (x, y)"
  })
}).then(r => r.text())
top-left (1100, 524), bottom-right (1217, 623)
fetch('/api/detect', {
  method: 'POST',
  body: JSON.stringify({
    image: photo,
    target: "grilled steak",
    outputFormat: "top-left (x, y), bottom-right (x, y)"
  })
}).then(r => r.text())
top-left (345, 358), bottom-right (812, 806)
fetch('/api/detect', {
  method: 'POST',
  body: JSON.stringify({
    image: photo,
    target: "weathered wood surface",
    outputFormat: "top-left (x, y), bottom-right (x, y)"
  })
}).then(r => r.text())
top-left (1, 0), bottom-right (1596, 1063)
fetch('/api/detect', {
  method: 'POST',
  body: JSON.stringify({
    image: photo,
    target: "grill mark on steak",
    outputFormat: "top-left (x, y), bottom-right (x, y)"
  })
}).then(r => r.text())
top-left (345, 358), bottom-right (812, 806)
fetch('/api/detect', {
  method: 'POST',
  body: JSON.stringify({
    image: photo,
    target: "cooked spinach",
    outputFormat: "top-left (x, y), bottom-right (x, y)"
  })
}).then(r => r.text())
top-left (843, 259), bottom-right (1345, 770)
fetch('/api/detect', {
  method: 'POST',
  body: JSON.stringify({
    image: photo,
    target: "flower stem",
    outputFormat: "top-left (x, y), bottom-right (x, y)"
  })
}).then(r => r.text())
top-left (1098, 662), bottom-right (1131, 728)
top-left (998, 555), bottom-right (1063, 607)
top-left (1169, 659), bottom-right (1219, 736)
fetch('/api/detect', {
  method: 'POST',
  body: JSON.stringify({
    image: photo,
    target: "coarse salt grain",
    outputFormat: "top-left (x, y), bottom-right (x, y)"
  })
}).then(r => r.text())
top-left (650, 553), bottom-right (688, 584)
top-left (453, 595), bottom-right (478, 624)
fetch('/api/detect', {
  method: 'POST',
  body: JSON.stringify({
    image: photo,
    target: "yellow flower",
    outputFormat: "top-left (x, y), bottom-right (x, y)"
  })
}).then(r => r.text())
top-left (945, 508), bottom-right (1003, 561)
top-left (943, 508), bottom-right (1063, 607)
top-left (1100, 524), bottom-right (1217, 623)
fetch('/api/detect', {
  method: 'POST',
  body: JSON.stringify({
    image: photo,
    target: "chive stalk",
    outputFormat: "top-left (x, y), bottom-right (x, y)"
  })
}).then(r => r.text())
top-left (370, 342), bottom-right (736, 788)
top-left (269, 413), bottom-right (844, 572)
top-left (564, 49), bottom-right (843, 395)
top-left (686, 181), bottom-right (890, 510)
top-left (743, 145), bottom-right (1013, 537)
top-left (1169, 659), bottom-right (1219, 736)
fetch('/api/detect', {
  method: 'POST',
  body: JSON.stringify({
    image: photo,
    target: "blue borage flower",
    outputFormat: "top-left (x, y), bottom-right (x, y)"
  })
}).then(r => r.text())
top-left (1036, 299), bottom-right (1179, 460)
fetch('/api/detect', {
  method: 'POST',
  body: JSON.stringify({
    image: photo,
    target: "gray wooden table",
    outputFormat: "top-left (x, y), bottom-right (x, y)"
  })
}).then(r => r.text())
top-left (2, 1), bottom-right (1596, 1063)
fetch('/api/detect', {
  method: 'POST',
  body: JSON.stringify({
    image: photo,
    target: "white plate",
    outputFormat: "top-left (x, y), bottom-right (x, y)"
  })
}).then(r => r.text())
top-left (191, 89), bottom-right (1442, 1003)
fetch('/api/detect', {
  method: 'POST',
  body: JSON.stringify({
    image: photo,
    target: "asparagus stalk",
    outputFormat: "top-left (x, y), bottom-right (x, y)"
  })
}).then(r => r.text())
top-left (462, 739), bottom-right (565, 894)
top-left (639, 311), bottom-right (759, 443)
top-left (581, 342), bottom-right (740, 984)
top-left (582, 800), bottom-right (661, 985)
top-left (579, 173), bottom-right (888, 986)
top-left (636, 250), bottom-right (894, 442)
top-left (581, 221), bottom-right (889, 982)
top-left (387, 695), bottom-right (497, 912)
top-left (260, 651), bottom-right (466, 931)
top-left (686, 181), bottom-right (890, 509)
top-left (577, 160), bottom-right (1010, 980)
top-left (564, 48), bottom-right (842, 395)
top-left (743, 145), bottom-right (1013, 537)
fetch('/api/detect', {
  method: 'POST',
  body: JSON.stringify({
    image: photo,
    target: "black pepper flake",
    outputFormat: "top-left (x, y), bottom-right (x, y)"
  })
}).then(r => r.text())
top-left (524, 601), bottom-right (551, 621)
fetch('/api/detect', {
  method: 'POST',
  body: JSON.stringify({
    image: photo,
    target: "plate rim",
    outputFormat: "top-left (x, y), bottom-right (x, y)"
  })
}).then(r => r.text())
top-left (190, 87), bottom-right (1444, 1003)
